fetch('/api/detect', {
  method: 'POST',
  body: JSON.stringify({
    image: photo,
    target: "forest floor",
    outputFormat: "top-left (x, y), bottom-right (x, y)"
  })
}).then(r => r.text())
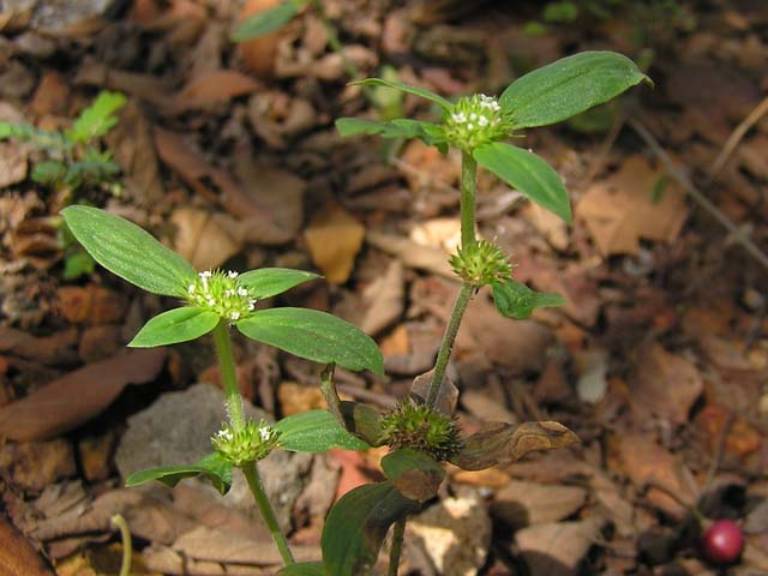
top-left (0, 0), bottom-right (767, 575)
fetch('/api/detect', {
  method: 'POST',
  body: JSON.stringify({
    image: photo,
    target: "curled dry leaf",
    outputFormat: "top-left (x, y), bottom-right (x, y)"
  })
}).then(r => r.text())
top-left (409, 368), bottom-right (458, 417)
top-left (452, 421), bottom-right (579, 471)
top-left (0, 348), bottom-right (165, 441)
top-left (0, 516), bottom-right (54, 576)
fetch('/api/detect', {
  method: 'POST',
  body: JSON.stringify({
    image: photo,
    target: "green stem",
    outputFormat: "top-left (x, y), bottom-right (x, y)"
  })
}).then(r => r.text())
top-left (460, 150), bottom-right (477, 248)
top-left (426, 283), bottom-right (474, 407)
top-left (387, 518), bottom-right (406, 576)
top-left (111, 514), bottom-right (132, 576)
top-left (320, 363), bottom-right (345, 426)
top-left (212, 320), bottom-right (244, 431)
top-left (242, 461), bottom-right (296, 566)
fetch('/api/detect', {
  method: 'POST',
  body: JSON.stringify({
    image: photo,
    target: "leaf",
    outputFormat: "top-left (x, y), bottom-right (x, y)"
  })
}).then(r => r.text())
top-left (474, 142), bottom-right (571, 222)
top-left (61, 205), bottom-right (197, 297)
top-left (128, 307), bottom-right (220, 347)
top-left (67, 91), bottom-right (127, 144)
top-left (231, 0), bottom-right (303, 42)
top-left (335, 118), bottom-right (446, 147)
top-left (500, 51), bottom-right (648, 128)
top-left (451, 421), bottom-right (579, 471)
top-left (381, 448), bottom-right (445, 503)
top-left (339, 401), bottom-right (385, 446)
top-left (62, 250), bottom-right (95, 281)
top-left (352, 78), bottom-right (453, 111)
top-left (277, 563), bottom-right (325, 576)
top-left (275, 409), bottom-right (370, 453)
top-left (0, 121), bottom-right (67, 150)
top-left (31, 161), bottom-right (67, 185)
top-left (125, 452), bottom-right (233, 495)
top-left (238, 267), bottom-right (320, 299)
top-left (491, 279), bottom-right (565, 320)
top-left (237, 308), bottom-right (384, 375)
top-left (322, 481), bottom-right (420, 576)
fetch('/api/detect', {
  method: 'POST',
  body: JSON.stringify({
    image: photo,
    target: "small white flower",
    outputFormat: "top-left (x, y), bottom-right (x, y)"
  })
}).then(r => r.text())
top-left (237, 287), bottom-right (249, 297)
top-left (259, 426), bottom-right (272, 441)
top-left (207, 297), bottom-right (215, 305)
top-left (230, 311), bottom-right (241, 321)
top-left (248, 300), bottom-right (256, 311)
top-left (225, 289), bottom-right (234, 296)
top-left (478, 116), bottom-right (489, 127)
top-left (227, 270), bottom-right (239, 279)
top-left (188, 284), bottom-right (196, 294)
top-left (199, 270), bottom-right (212, 279)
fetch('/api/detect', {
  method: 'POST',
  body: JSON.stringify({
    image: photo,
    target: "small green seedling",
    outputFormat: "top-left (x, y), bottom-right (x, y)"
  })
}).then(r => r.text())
top-left (61, 205), bottom-right (382, 566)
top-left (0, 91), bottom-right (126, 193)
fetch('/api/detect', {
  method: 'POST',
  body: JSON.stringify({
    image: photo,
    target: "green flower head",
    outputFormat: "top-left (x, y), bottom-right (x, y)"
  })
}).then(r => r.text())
top-left (443, 94), bottom-right (513, 152)
top-left (212, 419), bottom-right (280, 466)
top-left (186, 269), bottom-right (256, 322)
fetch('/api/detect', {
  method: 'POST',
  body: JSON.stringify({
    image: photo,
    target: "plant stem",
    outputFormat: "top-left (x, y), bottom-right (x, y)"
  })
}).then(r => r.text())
top-left (110, 514), bottom-right (132, 576)
top-left (320, 363), bottom-right (345, 426)
top-left (460, 150), bottom-right (477, 248)
top-left (242, 461), bottom-right (296, 566)
top-left (425, 283), bottom-right (474, 407)
top-left (426, 150), bottom-right (479, 408)
top-left (212, 320), bottom-right (245, 431)
top-left (387, 518), bottom-right (407, 576)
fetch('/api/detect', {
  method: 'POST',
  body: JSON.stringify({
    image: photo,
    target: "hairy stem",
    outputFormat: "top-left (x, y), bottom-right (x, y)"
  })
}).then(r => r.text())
top-left (387, 518), bottom-right (407, 576)
top-left (460, 150), bottom-right (477, 248)
top-left (426, 150), bottom-right (479, 407)
top-left (242, 461), bottom-right (296, 566)
top-left (212, 320), bottom-right (245, 430)
top-left (111, 514), bottom-right (132, 576)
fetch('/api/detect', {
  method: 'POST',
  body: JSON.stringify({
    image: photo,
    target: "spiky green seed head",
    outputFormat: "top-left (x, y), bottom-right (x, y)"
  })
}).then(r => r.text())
top-left (381, 399), bottom-right (462, 462)
top-left (449, 240), bottom-right (512, 286)
top-left (211, 419), bottom-right (280, 466)
top-left (186, 269), bottom-right (256, 322)
top-left (443, 94), bottom-right (512, 152)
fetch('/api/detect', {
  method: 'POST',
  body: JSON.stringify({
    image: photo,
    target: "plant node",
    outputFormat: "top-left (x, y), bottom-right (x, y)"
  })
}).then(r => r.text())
top-left (449, 239), bottom-right (512, 286)
top-left (187, 270), bottom-right (256, 321)
top-left (212, 419), bottom-right (280, 466)
top-left (381, 399), bottom-right (462, 461)
top-left (443, 94), bottom-right (511, 151)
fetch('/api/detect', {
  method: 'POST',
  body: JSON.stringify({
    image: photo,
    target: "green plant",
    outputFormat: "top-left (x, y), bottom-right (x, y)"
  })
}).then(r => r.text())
top-left (0, 91), bottom-right (126, 193)
top-left (61, 205), bottom-right (383, 566)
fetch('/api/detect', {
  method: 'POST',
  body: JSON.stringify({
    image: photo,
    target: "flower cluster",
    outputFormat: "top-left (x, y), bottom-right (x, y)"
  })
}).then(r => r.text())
top-left (443, 94), bottom-right (510, 151)
top-left (381, 399), bottom-right (462, 462)
top-left (186, 270), bottom-right (255, 322)
top-left (449, 240), bottom-right (512, 287)
top-left (211, 419), bottom-right (280, 466)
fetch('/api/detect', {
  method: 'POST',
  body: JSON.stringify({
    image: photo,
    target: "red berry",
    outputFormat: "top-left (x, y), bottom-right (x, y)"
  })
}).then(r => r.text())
top-left (701, 519), bottom-right (744, 565)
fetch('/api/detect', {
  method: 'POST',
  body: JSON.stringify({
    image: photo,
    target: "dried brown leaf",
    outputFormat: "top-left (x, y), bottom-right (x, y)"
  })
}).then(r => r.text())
top-left (175, 69), bottom-right (260, 111)
top-left (304, 202), bottom-right (364, 285)
top-left (0, 516), bottom-right (54, 576)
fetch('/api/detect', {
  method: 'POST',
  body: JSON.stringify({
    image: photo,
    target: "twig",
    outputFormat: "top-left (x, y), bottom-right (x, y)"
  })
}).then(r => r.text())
top-left (708, 95), bottom-right (768, 180)
top-left (628, 118), bottom-right (768, 272)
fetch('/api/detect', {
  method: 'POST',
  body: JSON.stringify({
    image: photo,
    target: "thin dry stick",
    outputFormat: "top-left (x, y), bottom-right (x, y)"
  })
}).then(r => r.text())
top-left (708, 94), bottom-right (768, 180)
top-left (628, 118), bottom-right (768, 272)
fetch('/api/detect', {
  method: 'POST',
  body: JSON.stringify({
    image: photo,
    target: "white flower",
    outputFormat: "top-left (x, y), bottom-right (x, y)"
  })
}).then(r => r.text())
top-left (227, 270), bottom-right (239, 278)
top-left (259, 426), bottom-right (272, 441)
top-left (187, 284), bottom-right (196, 294)
top-left (230, 311), bottom-right (241, 320)
top-left (237, 287), bottom-right (249, 297)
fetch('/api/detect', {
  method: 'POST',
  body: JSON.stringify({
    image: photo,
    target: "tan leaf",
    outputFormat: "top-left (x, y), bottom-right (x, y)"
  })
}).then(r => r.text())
top-left (452, 421), bottom-right (579, 471)
top-left (0, 349), bottom-right (165, 441)
top-left (576, 155), bottom-right (688, 256)
top-left (0, 517), bottom-right (54, 576)
top-left (237, 0), bottom-right (288, 78)
top-left (171, 208), bottom-right (241, 270)
top-left (175, 69), bottom-right (260, 111)
top-left (492, 480), bottom-right (587, 528)
top-left (360, 260), bottom-right (404, 336)
top-left (516, 517), bottom-right (606, 576)
top-left (629, 342), bottom-right (703, 426)
top-left (304, 202), bottom-right (364, 284)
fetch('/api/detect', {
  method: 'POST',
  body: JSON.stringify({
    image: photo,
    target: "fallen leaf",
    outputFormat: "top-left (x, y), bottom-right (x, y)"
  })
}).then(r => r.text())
top-left (366, 231), bottom-right (455, 278)
top-left (0, 349), bottom-right (165, 441)
top-left (171, 208), bottom-right (241, 270)
top-left (492, 480), bottom-right (587, 528)
top-left (696, 404), bottom-right (763, 460)
top-left (55, 285), bottom-right (126, 326)
top-left (410, 218), bottom-right (461, 253)
top-left (0, 438), bottom-right (75, 492)
top-left (174, 69), bottom-right (260, 111)
top-left (615, 433), bottom-right (692, 518)
top-left (0, 326), bottom-right (79, 365)
top-left (360, 260), bottom-right (404, 335)
top-left (0, 516), bottom-right (54, 576)
top-left (576, 155), bottom-right (688, 256)
top-left (629, 342), bottom-right (703, 426)
top-left (0, 141), bottom-right (28, 188)
top-left (278, 381), bottom-right (326, 416)
top-left (304, 202), bottom-right (365, 284)
top-left (515, 517), bottom-right (606, 576)
top-left (522, 202), bottom-right (569, 251)
top-left (237, 0), bottom-right (289, 78)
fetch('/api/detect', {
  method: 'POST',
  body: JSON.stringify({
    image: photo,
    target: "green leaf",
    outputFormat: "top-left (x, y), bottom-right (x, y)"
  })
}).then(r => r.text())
top-left (336, 118), bottom-right (446, 148)
top-left (231, 0), bottom-right (305, 42)
top-left (352, 78), bottom-right (453, 111)
top-left (237, 267), bottom-right (319, 299)
top-left (237, 308), bottom-right (384, 375)
top-left (125, 452), bottom-right (233, 495)
top-left (0, 121), bottom-right (68, 150)
top-left (381, 448), bottom-right (445, 503)
top-left (491, 279), bottom-right (565, 320)
top-left (62, 250), bottom-right (95, 281)
top-left (500, 51), bottom-right (649, 128)
top-left (67, 91), bottom-right (127, 144)
top-left (277, 563), bottom-right (325, 576)
top-left (61, 205), bottom-right (196, 297)
top-left (474, 142), bottom-right (571, 222)
top-left (322, 482), bottom-right (420, 576)
top-left (128, 307), bottom-right (220, 347)
top-left (31, 161), bottom-right (67, 185)
top-left (275, 410), bottom-right (369, 453)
